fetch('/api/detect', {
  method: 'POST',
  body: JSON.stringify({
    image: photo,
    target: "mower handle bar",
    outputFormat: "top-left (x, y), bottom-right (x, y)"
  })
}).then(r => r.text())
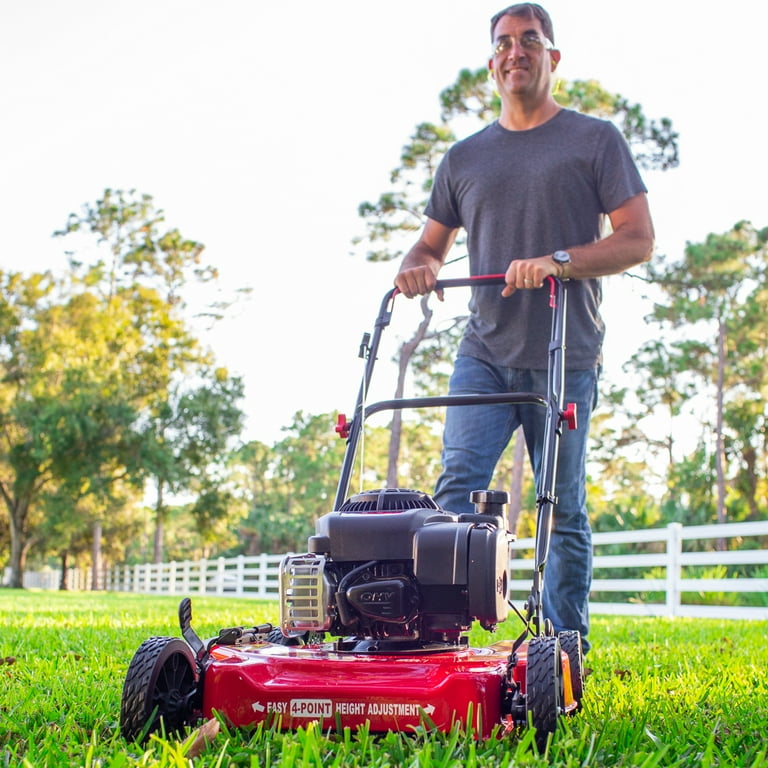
top-left (335, 272), bottom-right (566, 497)
top-left (434, 274), bottom-right (506, 289)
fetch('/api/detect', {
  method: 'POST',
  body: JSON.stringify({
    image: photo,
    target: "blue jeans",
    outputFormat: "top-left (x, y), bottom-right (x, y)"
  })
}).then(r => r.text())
top-left (433, 355), bottom-right (598, 652)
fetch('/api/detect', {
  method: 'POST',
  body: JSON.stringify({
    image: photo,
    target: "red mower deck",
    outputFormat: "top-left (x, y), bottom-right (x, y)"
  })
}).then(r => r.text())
top-left (202, 639), bottom-right (575, 737)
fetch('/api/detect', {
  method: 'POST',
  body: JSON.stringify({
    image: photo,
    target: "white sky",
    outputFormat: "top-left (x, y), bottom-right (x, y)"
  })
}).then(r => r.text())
top-left (2, 0), bottom-right (766, 446)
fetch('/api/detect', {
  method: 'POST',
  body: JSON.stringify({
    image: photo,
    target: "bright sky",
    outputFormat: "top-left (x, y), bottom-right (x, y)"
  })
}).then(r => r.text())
top-left (2, 0), bottom-right (766, 446)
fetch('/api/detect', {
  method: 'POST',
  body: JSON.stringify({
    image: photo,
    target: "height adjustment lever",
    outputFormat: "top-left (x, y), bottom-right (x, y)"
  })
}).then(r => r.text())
top-left (562, 403), bottom-right (578, 431)
top-left (335, 414), bottom-right (350, 439)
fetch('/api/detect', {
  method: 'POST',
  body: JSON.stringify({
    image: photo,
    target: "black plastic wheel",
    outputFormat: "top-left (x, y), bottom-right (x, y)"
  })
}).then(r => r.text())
top-left (558, 630), bottom-right (585, 709)
top-left (526, 636), bottom-right (563, 749)
top-left (120, 636), bottom-right (198, 742)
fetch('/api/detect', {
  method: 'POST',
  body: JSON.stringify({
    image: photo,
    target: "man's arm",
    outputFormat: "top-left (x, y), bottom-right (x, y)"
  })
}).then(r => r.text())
top-left (394, 218), bottom-right (459, 299)
top-left (565, 192), bottom-right (655, 278)
top-left (501, 193), bottom-right (655, 296)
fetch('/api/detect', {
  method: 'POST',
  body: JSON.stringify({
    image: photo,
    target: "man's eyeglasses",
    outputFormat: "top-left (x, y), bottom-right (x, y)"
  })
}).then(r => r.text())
top-left (493, 33), bottom-right (554, 57)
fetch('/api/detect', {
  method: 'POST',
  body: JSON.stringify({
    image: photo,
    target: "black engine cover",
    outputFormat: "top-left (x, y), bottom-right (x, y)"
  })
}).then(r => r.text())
top-left (293, 488), bottom-right (512, 642)
top-left (346, 578), bottom-right (415, 622)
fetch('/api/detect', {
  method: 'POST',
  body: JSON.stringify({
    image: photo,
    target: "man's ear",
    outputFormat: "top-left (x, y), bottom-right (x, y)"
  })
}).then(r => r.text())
top-left (550, 49), bottom-right (562, 71)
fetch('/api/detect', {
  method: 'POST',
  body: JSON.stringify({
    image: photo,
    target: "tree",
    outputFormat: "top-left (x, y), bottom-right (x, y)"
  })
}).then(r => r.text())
top-left (0, 189), bottom-right (246, 586)
top-left (0, 269), bottom-right (146, 586)
top-left (234, 412), bottom-right (346, 554)
top-left (272, 412), bottom-right (346, 538)
top-left (641, 222), bottom-right (768, 529)
top-left (141, 371), bottom-right (246, 562)
top-left (55, 189), bottom-right (246, 565)
top-left (2, 274), bottom-right (81, 583)
top-left (37, 481), bottom-right (139, 589)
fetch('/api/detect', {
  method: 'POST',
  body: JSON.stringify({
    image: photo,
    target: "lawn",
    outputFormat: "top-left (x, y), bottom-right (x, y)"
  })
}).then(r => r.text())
top-left (0, 589), bottom-right (766, 767)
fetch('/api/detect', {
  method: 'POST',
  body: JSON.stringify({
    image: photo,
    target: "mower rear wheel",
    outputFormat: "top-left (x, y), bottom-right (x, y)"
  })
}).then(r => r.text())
top-left (525, 636), bottom-right (563, 747)
top-left (558, 630), bottom-right (585, 708)
top-left (120, 636), bottom-right (198, 743)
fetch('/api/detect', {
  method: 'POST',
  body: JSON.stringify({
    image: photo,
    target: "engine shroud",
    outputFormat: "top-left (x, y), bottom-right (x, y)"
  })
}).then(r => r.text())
top-left (279, 488), bottom-right (512, 646)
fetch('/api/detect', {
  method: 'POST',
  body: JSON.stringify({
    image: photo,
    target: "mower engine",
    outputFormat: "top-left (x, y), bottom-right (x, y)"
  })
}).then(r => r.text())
top-left (279, 488), bottom-right (512, 646)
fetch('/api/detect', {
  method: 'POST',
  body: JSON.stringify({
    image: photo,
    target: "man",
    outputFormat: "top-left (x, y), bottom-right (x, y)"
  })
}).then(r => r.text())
top-left (394, 3), bottom-right (654, 652)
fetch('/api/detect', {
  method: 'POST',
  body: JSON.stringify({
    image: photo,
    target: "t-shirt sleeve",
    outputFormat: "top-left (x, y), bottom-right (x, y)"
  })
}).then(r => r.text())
top-left (595, 121), bottom-right (649, 213)
top-left (424, 151), bottom-right (463, 229)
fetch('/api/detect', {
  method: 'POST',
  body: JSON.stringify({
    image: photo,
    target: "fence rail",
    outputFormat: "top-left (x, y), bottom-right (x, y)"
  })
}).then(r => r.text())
top-left (11, 521), bottom-right (768, 620)
top-left (508, 521), bottom-right (768, 619)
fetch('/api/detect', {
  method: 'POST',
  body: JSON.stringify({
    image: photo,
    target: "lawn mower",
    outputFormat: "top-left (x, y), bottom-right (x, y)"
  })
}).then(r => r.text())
top-left (119, 275), bottom-right (584, 747)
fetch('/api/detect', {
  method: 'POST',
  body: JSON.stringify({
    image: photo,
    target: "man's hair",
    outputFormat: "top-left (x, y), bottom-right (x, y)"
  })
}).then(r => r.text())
top-left (490, 3), bottom-right (555, 45)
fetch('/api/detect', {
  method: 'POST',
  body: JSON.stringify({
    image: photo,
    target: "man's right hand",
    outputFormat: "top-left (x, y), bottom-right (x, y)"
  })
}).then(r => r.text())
top-left (393, 218), bottom-right (458, 301)
top-left (394, 264), bottom-right (443, 300)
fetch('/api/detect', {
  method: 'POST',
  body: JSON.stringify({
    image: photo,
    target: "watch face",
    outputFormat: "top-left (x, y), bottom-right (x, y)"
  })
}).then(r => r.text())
top-left (554, 250), bottom-right (570, 264)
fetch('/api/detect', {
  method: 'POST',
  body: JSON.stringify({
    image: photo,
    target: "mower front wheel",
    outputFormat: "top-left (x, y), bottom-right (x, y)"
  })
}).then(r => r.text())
top-left (120, 636), bottom-right (199, 743)
top-left (525, 636), bottom-right (563, 749)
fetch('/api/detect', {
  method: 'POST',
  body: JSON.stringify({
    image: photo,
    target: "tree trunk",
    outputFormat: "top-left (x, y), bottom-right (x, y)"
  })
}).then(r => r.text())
top-left (386, 295), bottom-right (433, 488)
top-left (91, 520), bottom-right (102, 590)
top-left (5, 494), bottom-right (30, 589)
top-left (153, 482), bottom-right (165, 564)
top-left (741, 445), bottom-right (759, 520)
top-left (507, 428), bottom-right (527, 534)
top-left (714, 316), bottom-right (727, 551)
top-left (59, 551), bottom-right (69, 591)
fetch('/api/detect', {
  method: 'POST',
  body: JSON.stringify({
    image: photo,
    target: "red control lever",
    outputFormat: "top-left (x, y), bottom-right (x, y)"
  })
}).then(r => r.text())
top-left (335, 413), bottom-right (350, 439)
top-left (562, 403), bottom-right (578, 431)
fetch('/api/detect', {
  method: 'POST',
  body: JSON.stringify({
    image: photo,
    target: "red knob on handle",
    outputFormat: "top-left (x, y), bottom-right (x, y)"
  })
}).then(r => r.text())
top-left (562, 403), bottom-right (578, 431)
top-left (335, 414), bottom-right (350, 439)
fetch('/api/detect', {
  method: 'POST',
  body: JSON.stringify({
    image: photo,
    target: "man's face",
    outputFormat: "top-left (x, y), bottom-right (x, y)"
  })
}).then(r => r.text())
top-left (488, 14), bottom-right (560, 104)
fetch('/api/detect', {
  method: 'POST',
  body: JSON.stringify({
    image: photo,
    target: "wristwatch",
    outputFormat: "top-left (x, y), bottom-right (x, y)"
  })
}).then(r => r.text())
top-left (552, 250), bottom-right (571, 279)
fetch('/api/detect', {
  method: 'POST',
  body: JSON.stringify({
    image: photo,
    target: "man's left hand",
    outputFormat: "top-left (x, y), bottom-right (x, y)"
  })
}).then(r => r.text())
top-left (502, 255), bottom-right (559, 297)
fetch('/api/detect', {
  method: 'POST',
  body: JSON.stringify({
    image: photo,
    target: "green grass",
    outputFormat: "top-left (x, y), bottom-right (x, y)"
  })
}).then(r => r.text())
top-left (1, 589), bottom-right (766, 767)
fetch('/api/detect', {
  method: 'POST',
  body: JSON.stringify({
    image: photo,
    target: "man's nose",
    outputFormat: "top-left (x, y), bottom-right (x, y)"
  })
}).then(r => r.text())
top-left (505, 40), bottom-right (527, 58)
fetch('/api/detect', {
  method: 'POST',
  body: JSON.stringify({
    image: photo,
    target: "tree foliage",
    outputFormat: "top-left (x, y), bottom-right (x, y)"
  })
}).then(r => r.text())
top-left (0, 190), bottom-right (247, 586)
top-left (629, 222), bottom-right (768, 525)
top-left (234, 413), bottom-right (346, 554)
top-left (231, 409), bottom-right (446, 555)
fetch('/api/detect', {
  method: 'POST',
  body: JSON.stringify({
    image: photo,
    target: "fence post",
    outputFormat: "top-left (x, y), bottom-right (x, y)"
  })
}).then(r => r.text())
top-left (258, 553), bottom-right (268, 598)
top-left (199, 559), bottom-right (208, 594)
top-left (168, 561), bottom-right (177, 595)
top-left (216, 557), bottom-right (226, 595)
top-left (666, 522), bottom-right (683, 617)
top-left (236, 555), bottom-right (245, 596)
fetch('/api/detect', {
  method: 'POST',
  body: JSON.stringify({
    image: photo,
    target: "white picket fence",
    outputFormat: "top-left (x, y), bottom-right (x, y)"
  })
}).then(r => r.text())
top-left (15, 520), bottom-right (768, 620)
top-left (508, 520), bottom-right (768, 620)
top-left (17, 552), bottom-right (285, 598)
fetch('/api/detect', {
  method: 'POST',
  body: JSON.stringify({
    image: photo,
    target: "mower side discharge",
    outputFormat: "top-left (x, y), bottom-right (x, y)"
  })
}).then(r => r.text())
top-left (119, 277), bottom-right (585, 748)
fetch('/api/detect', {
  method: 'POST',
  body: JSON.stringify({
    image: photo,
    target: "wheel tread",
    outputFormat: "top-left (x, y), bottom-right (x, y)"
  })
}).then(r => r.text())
top-left (526, 636), bottom-right (561, 747)
top-left (120, 636), bottom-right (196, 742)
top-left (558, 630), bottom-right (584, 707)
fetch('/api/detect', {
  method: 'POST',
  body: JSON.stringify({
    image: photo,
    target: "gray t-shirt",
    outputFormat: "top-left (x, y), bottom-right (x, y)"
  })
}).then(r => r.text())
top-left (425, 109), bottom-right (647, 370)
